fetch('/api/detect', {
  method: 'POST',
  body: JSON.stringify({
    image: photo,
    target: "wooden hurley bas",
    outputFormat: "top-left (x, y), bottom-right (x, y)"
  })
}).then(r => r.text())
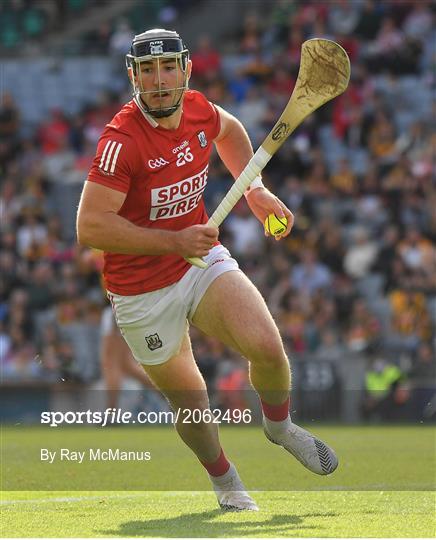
top-left (186, 38), bottom-right (351, 269)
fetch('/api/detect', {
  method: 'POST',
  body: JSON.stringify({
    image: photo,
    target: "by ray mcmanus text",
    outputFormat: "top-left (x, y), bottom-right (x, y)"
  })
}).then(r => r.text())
top-left (40, 448), bottom-right (152, 463)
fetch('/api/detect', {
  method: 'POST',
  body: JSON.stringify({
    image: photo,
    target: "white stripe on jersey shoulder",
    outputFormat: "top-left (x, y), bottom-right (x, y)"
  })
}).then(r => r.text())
top-left (110, 142), bottom-right (123, 173)
top-left (104, 140), bottom-right (117, 171)
top-left (99, 140), bottom-right (123, 174)
top-left (99, 140), bottom-right (112, 168)
top-left (134, 96), bottom-right (159, 128)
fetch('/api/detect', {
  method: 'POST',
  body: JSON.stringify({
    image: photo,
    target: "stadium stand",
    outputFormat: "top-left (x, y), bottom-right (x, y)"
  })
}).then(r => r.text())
top-left (1, 0), bottom-right (434, 423)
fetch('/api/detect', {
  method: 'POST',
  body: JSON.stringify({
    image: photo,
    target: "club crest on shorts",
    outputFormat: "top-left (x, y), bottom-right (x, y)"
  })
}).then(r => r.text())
top-left (145, 333), bottom-right (162, 351)
top-left (197, 130), bottom-right (207, 148)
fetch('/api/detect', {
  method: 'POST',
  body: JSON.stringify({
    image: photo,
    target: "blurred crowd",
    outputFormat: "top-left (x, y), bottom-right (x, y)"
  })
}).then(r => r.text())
top-left (0, 0), bottom-right (106, 51)
top-left (1, 0), bottom-right (435, 421)
top-left (0, 0), bottom-right (195, 55)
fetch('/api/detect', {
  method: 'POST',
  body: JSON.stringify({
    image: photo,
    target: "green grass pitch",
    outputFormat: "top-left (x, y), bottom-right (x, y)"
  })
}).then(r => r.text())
top-left (1, 425), bottom-right (435, 537)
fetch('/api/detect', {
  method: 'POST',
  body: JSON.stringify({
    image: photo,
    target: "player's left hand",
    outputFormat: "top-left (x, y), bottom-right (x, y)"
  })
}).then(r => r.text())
top-left (245, 187), bottom-right (294, 240)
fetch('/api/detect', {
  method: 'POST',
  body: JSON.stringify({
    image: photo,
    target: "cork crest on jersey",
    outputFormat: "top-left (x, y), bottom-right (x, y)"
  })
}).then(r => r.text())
top-left (197, 130), bottom-right (207, 148)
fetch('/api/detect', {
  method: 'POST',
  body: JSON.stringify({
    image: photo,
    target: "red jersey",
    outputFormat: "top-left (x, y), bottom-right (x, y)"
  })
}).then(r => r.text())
top-left (87, 90), bottom-right (221, 295)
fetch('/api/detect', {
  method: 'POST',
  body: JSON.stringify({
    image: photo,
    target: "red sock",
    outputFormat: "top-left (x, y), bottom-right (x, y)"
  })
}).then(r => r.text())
top-left (200, 448), bottom-right (231, 477)
top-left (261, 396), bottom-right (290, 422)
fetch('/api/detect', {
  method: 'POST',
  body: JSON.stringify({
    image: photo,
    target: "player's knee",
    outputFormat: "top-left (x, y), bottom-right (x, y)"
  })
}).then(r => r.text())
top-left (249, 338), bottom-right (287, 370)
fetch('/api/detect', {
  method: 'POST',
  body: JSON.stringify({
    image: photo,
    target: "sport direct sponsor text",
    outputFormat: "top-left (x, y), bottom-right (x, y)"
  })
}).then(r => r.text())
top-left (149, 164), bottom-right (208, 220)
top-left (40, 407), bottom-right (252, 427)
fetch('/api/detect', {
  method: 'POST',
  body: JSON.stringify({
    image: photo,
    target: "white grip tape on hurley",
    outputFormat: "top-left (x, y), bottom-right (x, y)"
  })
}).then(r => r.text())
top-left (186, 146), bottom-right (272, 269)
top-left (209, 163), bottom-right (259, 227)
top-left (208, 147), bottom-right (272, 228)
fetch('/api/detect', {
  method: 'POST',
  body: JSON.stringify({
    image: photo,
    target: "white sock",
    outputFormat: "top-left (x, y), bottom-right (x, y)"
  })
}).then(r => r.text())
top-left (263, 415), bottom-right (292, 438)
top-left (209, 463), bottom-right (237, 487)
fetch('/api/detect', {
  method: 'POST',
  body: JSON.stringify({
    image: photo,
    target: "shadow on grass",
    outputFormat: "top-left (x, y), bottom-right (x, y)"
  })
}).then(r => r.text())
top-left (102, 510), bottom-right (336, 537)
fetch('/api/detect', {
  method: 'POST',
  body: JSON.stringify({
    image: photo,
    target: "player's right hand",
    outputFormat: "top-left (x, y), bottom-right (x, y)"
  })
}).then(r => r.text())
top-left (174, 224), bottom-right (218, 258)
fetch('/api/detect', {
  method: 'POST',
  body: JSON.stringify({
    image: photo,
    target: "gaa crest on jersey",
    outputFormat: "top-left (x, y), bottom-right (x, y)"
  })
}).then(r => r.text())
top-left (145, 333), bottom-right (162, 351)
top-left (148, 157), bottom-right (169, 169)
top-left (197, 130), bottom-right (207, 148)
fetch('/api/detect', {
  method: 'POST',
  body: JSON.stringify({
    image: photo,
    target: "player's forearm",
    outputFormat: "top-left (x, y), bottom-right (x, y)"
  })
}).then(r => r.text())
top-left (77, 211), bottom-right (177, 255)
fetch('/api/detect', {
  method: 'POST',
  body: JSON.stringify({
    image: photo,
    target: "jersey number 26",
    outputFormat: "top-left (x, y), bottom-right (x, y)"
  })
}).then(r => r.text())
top-left (176, 146), bottom-right (194, 167)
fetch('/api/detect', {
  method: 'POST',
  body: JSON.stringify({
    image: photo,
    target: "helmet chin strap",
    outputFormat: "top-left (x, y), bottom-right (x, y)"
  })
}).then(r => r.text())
top-left (135, 85), bottom-right (186, 119)
top-left (147, 101), bottom-right (180, 118)
top-left (135, 93), bottom-right (182, 118)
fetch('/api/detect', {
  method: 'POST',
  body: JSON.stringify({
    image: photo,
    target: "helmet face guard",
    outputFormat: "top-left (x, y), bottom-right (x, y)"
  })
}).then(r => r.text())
top-left (126, 29), bottom-right (190, 118)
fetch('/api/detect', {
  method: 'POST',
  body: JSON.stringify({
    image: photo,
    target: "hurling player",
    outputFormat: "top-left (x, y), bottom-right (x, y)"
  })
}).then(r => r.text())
top-left (77, 29), bottom-right (337, 511)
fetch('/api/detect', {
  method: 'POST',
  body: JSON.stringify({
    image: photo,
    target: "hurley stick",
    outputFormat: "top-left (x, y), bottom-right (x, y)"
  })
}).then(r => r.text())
top-left (187, 39), bottom-right (350, 268)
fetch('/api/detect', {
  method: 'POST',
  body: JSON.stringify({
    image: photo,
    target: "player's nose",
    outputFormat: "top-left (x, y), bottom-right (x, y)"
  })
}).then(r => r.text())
top-left (152, 76), bottom-right (160, 87)
top-left (152, 71), bottom-right (167, 88)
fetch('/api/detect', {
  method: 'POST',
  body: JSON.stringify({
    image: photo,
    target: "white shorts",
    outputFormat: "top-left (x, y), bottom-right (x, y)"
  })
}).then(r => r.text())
top-left (100, 305), bottom-right (115, 337)
top-left (107, 245), bottom-right (240, 366)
